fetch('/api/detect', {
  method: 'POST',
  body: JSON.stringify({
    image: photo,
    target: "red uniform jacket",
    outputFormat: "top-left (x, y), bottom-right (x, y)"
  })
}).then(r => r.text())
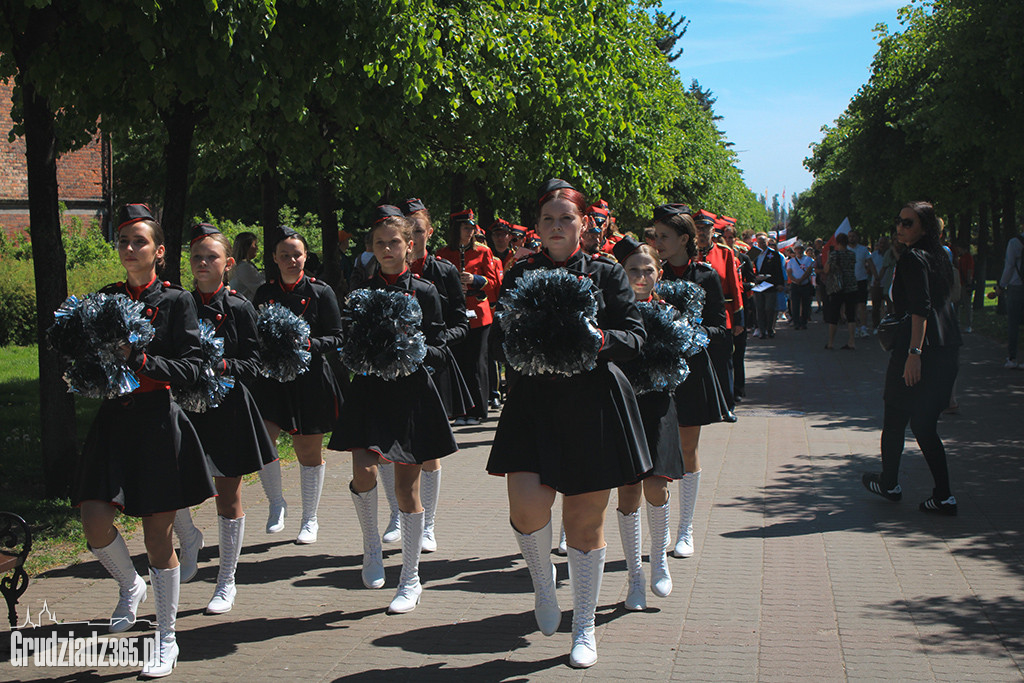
top-left (436, 244), bottom-right (501, 328)
top-left (698, 242), bottom-right (744, 330)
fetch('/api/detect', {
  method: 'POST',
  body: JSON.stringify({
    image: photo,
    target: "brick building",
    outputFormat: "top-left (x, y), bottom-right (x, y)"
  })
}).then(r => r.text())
top-left (0, 77), bottom-right (111, 239)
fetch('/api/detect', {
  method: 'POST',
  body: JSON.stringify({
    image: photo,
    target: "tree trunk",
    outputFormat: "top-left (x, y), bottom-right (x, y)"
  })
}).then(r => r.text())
top-left (159, 101), bottom-right (198, 285)
top-left (1002, 176), bottom-right (1016, 257)
top-left (22, 74), bottom-right (77, 498)
top-left (474, 178), bottom-right (495, 232)
top-left (260, 151), bottom-right (280, 280)
top-left (317, 168), bottom-right (340, 288)
top-left (975, 202), bottom-right (990, 310)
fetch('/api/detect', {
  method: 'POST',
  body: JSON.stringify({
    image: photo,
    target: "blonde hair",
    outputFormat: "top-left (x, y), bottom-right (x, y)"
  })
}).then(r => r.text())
top-left (190, 233), bottom-right (234, 285)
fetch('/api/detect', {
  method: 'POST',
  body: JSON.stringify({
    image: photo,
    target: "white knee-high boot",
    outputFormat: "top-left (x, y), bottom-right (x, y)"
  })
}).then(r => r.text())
top-left (617, 509), bottom-right (645, 611)
top-left (513, 520), bottom-right (561, 636)
top-left (140, 565), bottom-right (179, 678)
top-left (420, 469), bottom-right (442, 553)
top-left (260, 459), bottom-right (287, 534)
top-left (90, 530), bottom-right (147, 633)
top-left (567, 545), bottom-right (605, 668)
top-left (349, 484), bottom-right (385, 589)
top-left (556, 520), bottom-right (568, 555)
top-left (172, 508), bottom-right (204, 583)
top-left (673, 470), bottom-right (701, 558)
top-left (207, 515), bottom-right (244, 614)
top-left (378, 461), bottom-right (402, 543)
top-left (388, 510), bottom-right (424, 613)
top-left (297, 463), bottom-right (325, 544)
top-left (647, 497), bottom-right (672, 597)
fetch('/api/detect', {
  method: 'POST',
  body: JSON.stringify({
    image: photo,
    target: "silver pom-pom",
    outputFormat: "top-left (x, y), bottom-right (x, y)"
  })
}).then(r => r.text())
top-left (48, 293), bottom-right (155, 398)
top-left (618, 301), bottom-right (693, 394)
top-left (656, 279), bottom-right (705, 323)
top-left (340, 288), bottom-right (427, 380)
top-left (498, 268), bottom-right (602, 377)
top-left (173, 319), bottom-right (235, 412)
top-left (257, 303), bottom-right (311, 382)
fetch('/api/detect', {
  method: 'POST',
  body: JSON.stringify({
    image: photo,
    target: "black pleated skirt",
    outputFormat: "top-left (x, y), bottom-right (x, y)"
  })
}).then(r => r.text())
top-left (431, 346), bottom-right (475, 419)
top-left (487, 361), bottom-right (653, 495)
top-left (328, 366), bottom-right (458, 464)
top-left (673, 349), bottom-right (728, 427)
top-left (187, 382), bottom-right (277, 477)
top-left (252, 354), bottom-right (344, 435)
top-left (883, 345), bottom-right (958, 414)
top-left (636, 391), bottom-right (684, 480)
top-left (73, 390), bottom-right (216, 517)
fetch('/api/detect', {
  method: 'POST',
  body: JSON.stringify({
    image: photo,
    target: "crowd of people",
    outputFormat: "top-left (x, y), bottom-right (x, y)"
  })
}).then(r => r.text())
top-left (68, 188), bottom-right (968, 677)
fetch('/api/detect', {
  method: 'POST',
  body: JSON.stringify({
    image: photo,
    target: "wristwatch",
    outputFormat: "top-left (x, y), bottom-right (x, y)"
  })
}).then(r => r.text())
top-left (908, 347), bottom-right (922, 355)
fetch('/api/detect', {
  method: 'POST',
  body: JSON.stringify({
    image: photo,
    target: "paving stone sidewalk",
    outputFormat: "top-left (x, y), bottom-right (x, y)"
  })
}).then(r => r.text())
top-left (3, 313), bottom-right (1023, 681)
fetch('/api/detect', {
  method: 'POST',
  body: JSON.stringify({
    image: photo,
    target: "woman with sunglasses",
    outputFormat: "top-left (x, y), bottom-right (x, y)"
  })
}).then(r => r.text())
top-left (862, 202), bottom-right (962, 514)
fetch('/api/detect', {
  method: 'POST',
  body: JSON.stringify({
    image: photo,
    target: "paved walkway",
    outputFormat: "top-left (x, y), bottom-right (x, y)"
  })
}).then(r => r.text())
top-left (3, 312), bottom-right (1023, 681)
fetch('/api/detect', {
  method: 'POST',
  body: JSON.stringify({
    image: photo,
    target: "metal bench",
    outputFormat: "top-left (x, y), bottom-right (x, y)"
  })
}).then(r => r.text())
top-left (0, 512), bottom-right (32, 629)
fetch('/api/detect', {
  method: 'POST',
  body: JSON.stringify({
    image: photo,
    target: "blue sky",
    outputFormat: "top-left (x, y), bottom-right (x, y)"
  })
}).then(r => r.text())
top-left (660, 0), bottom-right (907, 206)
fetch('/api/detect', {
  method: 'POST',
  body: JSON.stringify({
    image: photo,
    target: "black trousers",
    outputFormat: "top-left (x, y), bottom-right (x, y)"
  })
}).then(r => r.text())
top-left (880, 400), bottom-right (951, 500)
top-left (454, 325), bottom-right (490, 418)
top-left (791, 283), bottom-right (813, 328)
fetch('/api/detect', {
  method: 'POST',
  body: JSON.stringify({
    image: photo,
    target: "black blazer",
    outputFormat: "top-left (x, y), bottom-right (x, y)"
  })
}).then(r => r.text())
top-left (359, 268), bottom-right (447, 367)
top-left (498, 248), bottom-right (646, 362)
top-left (661, 261), bottom-right (728, 347)
top-left (891, 247), bottom-right (962, 349)
top-left (754, 248), bottom-right (786, 287)
top-left (191, 285), bottom-right (262, 385)
top-left (419, 254), bottom-right (469, 348)
top-left (102, 279), bottom-right (203, 388)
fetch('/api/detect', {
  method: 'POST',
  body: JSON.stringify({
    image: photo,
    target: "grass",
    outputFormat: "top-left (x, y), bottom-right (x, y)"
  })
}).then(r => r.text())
top-left (0, 345), bottom-right (302, 576)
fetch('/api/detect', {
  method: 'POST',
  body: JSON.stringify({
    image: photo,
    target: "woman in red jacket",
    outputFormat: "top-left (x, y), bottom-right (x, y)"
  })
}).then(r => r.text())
top-left (437, 209), bottom-right (501, 425)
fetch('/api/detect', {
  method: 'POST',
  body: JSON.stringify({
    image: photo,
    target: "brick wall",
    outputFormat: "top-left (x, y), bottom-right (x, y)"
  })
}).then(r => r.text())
top-left (0, 77), bottom-right (109, 239)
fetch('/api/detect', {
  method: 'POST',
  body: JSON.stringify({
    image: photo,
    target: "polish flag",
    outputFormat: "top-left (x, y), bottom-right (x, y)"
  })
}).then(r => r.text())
top-left (821, 217), bottom-right (851, 261)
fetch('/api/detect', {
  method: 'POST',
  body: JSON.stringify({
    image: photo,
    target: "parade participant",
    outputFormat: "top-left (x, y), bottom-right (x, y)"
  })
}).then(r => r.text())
top-left (330, 206), bottom-right (458, 613)
top-left (171, 224), bottom-right (277, 615)
top-left (487, 179), bottom-right (651, 668)
top-left (438, 209), bottom-right (501, 425)
top-left (653, 204), bottom-right (730, 559)
top-left (487, 218), bottom-right (518, 272)
top-left (694, 211), bottom-right (742, 419)
top-left (863, 202), bottom-right (962, 514)
top-left (612, 237), bottom-right (682, 610)
top-left (724, 226), bottom-right (754, 401)
top-left (580, 214), bottom-right (605, 255)
top-left (74, 204), bottom-right (215, 678)
top-left (252, 225), bottom-right (344, 543)
top-left (370, 197), bottom-right (472, 552)
top-left (228, 231), bottom-right (264, 301)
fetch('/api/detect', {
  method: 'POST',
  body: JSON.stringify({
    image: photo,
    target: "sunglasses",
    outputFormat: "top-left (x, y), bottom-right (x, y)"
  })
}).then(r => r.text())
top-left (895, 216), bottom-right (915, 228)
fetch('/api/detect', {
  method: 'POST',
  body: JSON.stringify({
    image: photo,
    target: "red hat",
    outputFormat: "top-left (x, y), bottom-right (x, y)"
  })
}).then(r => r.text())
top-left (450, 208), bottom-right (476, 225)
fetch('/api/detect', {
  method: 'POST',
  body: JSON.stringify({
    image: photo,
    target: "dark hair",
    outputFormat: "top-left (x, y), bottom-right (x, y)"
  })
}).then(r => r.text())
top-left (902, 201), bottom-right (954, 288)
top-left (275, 231), bottom-right (309, 255)
top-left (134, 219), bottom-right (167, 273)
top-left (232, 231), bottom-right (259, 262)
top-left (655, 212), bottom-right (698, 261)
top-left (448, 219), bottom-right (475, 248)
top-left (835, 232), bottom-right (849, 247)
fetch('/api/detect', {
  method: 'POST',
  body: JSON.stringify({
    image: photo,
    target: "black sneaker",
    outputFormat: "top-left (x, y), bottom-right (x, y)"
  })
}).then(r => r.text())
top-left (862, 473), bottom-right (902, 502)
top-left (919, 495), bottom-right (957, 516)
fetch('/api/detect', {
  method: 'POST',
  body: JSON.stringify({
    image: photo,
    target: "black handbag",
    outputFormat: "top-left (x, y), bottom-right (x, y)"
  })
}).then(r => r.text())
top-left (877, 313), bottom-right (910, 351)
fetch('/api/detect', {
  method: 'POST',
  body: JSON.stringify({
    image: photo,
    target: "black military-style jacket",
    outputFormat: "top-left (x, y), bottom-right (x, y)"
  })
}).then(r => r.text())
top-left (661, 261), bottom-right (728, 346)
top-left (252, 273), bottom-right (344, 357)
top-left (101, 277), bottom-right (203, 389)
top-left (358, 268), bottom-right (447, 367)
top-left (499, 247), bottom-right (646, 362)
top-left (191, 284), bottom-right (262, 384)
top-left (418, 254), bottom-right (469, 348)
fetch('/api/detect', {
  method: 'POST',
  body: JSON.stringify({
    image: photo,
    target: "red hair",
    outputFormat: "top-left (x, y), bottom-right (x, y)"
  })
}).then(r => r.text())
top-left (539, 188), bottom-right (588, 216)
